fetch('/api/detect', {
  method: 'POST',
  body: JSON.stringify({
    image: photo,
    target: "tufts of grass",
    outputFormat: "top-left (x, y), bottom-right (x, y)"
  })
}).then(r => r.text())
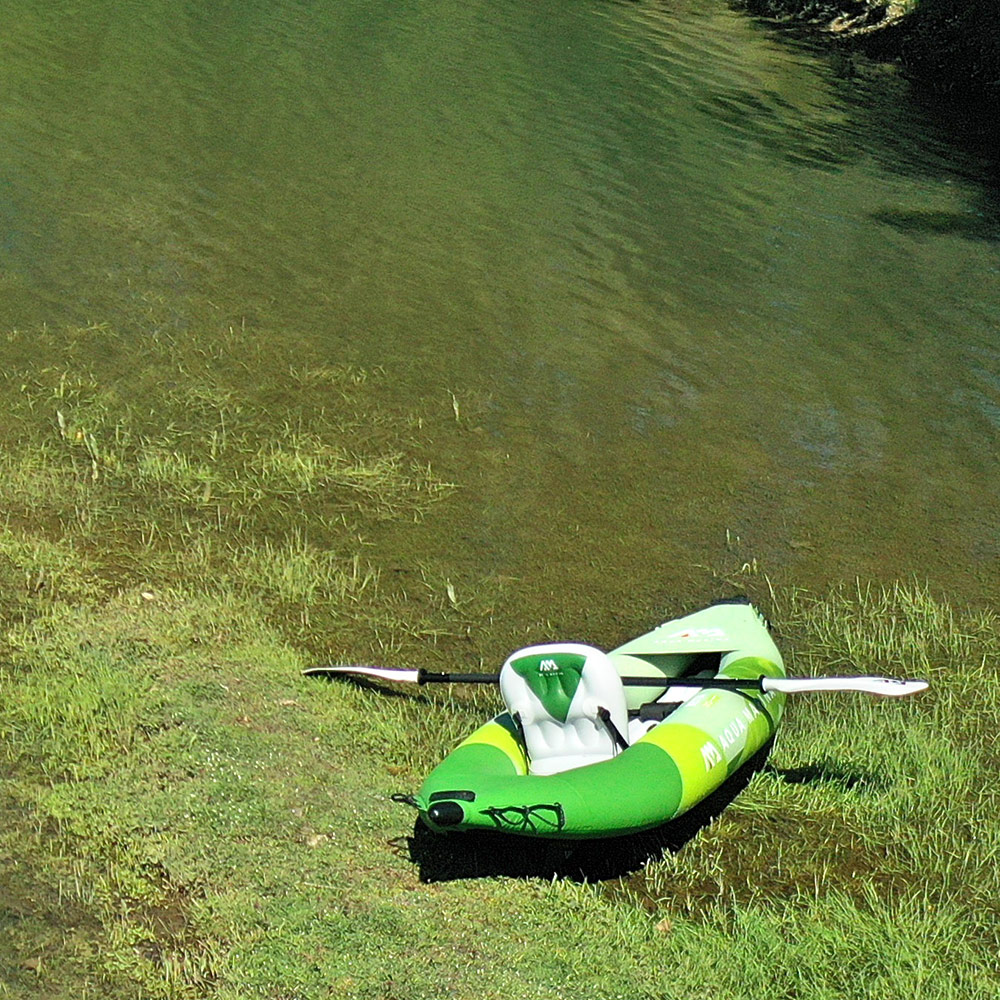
top-left (657, 886), bottom-right (995, 1000)
top-left (0, 648), bottom-right (161, 783)
top-left (0, 530), bottom-right (107, 609)
top-left (0, 323), bottom-right (459, 656)
top-left (621, 579), bottom-right (1000, 989)
top-left (232, 536), bottom-right (380, 607)
top-left (2, 578), bottom-right (1000, 999)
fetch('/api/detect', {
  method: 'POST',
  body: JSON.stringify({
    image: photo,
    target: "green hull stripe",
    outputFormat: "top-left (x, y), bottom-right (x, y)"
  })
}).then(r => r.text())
top-left (418, 741), bottom-right (523, 809)
top-left (455, 718), bottom-right (527, 773)
top-left (421, 743), bottom-right (685, 837)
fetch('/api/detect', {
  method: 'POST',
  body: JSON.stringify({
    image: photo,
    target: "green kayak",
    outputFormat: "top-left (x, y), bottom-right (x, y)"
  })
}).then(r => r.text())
top-left (416, 598), bottom-right (786, 839)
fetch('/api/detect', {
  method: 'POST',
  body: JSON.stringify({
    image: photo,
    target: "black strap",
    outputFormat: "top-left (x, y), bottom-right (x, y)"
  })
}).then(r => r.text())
top-left (512, 711), bottom-right (526, 745)
top-left (635, 702), bottom-right (679, 723)
top-left (597, 706), bottom-right (630, 753)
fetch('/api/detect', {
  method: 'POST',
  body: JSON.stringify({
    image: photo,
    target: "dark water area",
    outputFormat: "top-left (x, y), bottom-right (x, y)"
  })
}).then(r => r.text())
top-left (0, 0), bottom-right (998, 642)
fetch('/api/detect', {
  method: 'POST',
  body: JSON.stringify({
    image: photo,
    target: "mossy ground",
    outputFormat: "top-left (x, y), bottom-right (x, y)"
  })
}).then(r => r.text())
top-left (1, 324), bottom-right (998, 998)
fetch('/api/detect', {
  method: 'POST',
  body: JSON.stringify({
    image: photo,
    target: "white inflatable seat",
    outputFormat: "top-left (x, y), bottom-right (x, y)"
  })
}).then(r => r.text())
top-left (499, 643), bottom-right (629, 776)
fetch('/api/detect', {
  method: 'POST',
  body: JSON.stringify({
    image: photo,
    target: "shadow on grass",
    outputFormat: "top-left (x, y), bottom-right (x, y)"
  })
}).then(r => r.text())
top-left (401, 740), bottom-right (775, 883)
top-left (305, 673), bottom-right (433, 701)
top-left (765, 760), bottom-right (886, 792)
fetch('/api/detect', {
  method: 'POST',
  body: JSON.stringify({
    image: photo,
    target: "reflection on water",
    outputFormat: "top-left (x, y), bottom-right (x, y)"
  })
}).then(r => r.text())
top-left (871, 209), bottom-right (1000, 241)
top-left (0, 0), bottom-right (998, 626)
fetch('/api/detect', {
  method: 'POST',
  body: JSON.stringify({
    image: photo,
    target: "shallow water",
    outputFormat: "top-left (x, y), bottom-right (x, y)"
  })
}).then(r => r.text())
top-left (1, 0), bottom-right (998, 632)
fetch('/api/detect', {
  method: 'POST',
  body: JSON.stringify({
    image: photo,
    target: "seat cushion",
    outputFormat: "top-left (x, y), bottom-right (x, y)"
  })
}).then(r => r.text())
top-left (499, 643), bottom-right (628, 776)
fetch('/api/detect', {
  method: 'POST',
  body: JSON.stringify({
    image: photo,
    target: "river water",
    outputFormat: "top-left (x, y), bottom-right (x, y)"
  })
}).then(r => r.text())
top-left (1, 0), bottom-right (998, 632)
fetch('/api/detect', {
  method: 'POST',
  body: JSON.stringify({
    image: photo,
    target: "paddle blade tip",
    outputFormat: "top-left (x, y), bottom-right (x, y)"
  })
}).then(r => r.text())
top-left (863, 676), bottom-right (929, 697)
top-left (302, 665), bottom-right (421, 683)
top-left (894, 678), bottom-right (929, 696)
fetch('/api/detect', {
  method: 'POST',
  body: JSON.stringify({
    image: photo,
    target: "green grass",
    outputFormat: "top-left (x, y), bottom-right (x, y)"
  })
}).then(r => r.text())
top-left (4, 572), bottom-right (999, 999)
top-left (3, 581), bottom-right (999, 998)
top-left (1, 323), bottom-right (998, 998)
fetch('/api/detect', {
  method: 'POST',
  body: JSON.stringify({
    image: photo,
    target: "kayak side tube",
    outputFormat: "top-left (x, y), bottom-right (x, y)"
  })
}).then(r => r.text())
top-left (417, 649), bottom-right (786, 839)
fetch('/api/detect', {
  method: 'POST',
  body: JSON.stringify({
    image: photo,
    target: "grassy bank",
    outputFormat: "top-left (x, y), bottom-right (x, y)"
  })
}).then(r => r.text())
top-left (2, 324), bottom-right (999, 998)
top-left (3, 582), bottom-right (999, 998)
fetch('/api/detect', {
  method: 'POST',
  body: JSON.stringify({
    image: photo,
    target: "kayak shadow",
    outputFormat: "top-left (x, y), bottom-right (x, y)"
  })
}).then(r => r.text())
top-left (764, 760), bottom-right (885, 792)
top-left (403, 739), bottom-right (774, 883)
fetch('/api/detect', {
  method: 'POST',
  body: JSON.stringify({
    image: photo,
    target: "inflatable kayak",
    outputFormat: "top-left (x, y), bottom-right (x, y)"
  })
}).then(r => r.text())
top-left (415, 598), bottom-right (786, 839)
top-left (306, 602), bottom-right (925, 844)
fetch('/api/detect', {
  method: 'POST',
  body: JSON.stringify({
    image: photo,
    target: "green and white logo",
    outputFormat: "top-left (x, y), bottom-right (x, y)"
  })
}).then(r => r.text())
top-left (510, 652), bottom-right (588, 722)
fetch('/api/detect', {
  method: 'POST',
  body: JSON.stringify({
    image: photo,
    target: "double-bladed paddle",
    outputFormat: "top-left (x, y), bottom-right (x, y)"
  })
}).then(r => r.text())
top-left (302, 664), bottom-right (929, 698)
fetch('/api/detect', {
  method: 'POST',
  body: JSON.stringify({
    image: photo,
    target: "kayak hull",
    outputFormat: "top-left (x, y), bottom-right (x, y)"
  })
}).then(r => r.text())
top-left (416, 601), bottom-right (785, 839)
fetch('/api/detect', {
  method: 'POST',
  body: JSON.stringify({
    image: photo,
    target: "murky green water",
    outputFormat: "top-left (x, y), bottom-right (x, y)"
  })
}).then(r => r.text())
top-left (2, 0), bottom-right (998, 630)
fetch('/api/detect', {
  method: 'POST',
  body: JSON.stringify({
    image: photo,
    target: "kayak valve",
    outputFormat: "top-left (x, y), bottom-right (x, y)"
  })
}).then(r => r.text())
top-left (426, 801), bottom-right (465, 827)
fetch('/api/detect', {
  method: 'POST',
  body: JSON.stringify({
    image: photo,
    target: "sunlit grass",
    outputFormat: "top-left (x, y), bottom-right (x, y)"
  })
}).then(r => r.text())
top-left (3, 575), bottom-right (999, 998)
top-left (1, 324), bottom-right (997, 998)
top-left (0, 647), bottom-right (162, 782)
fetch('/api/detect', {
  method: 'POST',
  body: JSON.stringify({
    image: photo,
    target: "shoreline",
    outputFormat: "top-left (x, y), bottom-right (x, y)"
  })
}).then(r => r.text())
top-left (734, 0), bottom-right (1000, 115)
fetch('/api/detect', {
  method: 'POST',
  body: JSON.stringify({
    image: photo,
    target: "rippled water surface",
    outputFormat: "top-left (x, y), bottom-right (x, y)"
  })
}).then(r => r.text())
top-left (2, 0), bottom-right (998, 623)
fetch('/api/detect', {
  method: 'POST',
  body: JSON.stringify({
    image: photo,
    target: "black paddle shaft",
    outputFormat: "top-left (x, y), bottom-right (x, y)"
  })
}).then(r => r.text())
top-left (417, 671), bottom-right (502, 684)
top-left (416, 669), bottom-right (768, 691)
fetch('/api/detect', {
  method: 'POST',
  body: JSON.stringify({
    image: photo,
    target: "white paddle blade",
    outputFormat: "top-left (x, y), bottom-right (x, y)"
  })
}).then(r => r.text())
top-left (763, 676), bottom-right (929, 697)
top-left (302, 665), bottom-right (421, 683)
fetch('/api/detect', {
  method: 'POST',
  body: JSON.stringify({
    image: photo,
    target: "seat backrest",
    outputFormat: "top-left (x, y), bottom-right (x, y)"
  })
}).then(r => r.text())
top-left (499, 643), bottom-right (628, 776)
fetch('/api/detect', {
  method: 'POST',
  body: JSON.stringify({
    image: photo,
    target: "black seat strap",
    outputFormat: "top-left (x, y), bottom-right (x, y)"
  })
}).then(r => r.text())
top-left (597, 706), bottom-right (629, 752)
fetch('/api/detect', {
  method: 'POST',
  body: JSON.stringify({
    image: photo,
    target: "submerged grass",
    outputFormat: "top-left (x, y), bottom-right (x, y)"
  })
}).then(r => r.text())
top-left (1, 323), bottom-right (998, 997)
top-left (0, 323), bottom-right (459, 654)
